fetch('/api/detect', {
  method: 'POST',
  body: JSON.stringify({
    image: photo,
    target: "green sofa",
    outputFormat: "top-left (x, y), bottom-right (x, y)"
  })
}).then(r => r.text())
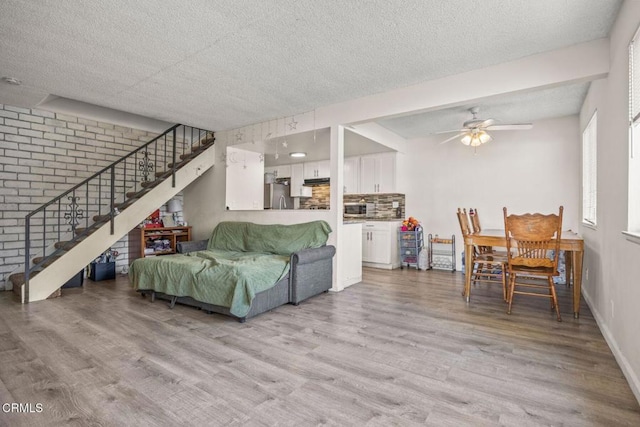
top-left (129, 220), bottom-right (336, 322)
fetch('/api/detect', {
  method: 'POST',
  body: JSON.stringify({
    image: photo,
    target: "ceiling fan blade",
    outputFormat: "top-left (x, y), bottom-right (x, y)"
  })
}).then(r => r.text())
top-left (439, 132), bottom-right (467, 145)
top-left (477, 118), bottom-right (495, 128)
top-left (434, 128), bottom-right (465, 134)
top-left (485, 123), bottom-right (533, 131)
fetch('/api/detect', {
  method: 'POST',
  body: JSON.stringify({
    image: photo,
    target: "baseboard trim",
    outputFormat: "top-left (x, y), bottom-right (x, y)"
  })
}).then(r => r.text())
top-left (582, 289), bottom-right (640, 405)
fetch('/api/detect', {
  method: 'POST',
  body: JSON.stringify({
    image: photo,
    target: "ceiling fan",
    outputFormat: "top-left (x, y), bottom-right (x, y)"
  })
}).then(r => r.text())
top-left (438, 107), bottom-right (533, 146)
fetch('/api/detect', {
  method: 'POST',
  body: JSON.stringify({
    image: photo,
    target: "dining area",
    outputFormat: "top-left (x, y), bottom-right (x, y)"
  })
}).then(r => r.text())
top-left (457, 207), bottom-right (584, 321)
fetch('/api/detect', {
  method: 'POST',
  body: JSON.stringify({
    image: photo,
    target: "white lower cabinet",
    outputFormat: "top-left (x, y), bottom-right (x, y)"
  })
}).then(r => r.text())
top-left (361, 221), bottom-right (401, 269)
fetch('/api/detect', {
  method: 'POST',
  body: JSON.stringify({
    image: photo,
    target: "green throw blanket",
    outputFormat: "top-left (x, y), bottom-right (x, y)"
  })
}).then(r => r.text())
top-left (129, 220), bottom-right (331, 318)
top-left (130, 249), bottom-right (290, 317)
top-left (208, 220), bottom-right (332, 254)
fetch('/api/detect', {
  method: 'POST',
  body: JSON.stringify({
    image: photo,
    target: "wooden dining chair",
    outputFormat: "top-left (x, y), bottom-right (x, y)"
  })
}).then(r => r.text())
top-left (457, 208), bottom-right (507, 300)
top-left (503, 206), bottom-right (564, 321)
top-left (469, 208), bottom-right (497, 255)
top-left (469, 208), bottom-right (481, 233)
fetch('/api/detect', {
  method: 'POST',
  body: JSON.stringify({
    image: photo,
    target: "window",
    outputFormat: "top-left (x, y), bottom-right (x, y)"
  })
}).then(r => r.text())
top-left (628, 27), bottom-right (640, 235)
top-left (582, 111), bottom-right (597, 226)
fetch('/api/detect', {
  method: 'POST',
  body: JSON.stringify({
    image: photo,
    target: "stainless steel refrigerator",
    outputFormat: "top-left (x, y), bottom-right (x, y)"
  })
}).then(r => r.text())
top-left (264, 184), bottom-right (294, 209)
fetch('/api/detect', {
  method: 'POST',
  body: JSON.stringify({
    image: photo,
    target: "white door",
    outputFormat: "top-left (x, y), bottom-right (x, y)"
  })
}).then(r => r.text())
top-left (290, 163), bottom-right (304, 197)
top-left (359, 156), bottom-right (376, 193)
top-left (316, 160), bottom-right (330, 179)
top-left (362, 229), bottom-right (373, 262)
top-left (376, 153), bottom-right (396, 193)
top-left (304, 162), bottom-right (318, 179)
top-left (369, 230), bottom-right (390, 264)
top-left (264, 166), bottom-right (278, 178)
top-left (344, 157), bottom-right (359, 194)
top-left (276, 164), bottom-right (292, 178)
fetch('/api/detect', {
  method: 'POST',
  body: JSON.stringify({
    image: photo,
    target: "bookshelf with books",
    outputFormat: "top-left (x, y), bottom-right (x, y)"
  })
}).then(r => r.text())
top-left (128, 226), bottom-right (192, 263)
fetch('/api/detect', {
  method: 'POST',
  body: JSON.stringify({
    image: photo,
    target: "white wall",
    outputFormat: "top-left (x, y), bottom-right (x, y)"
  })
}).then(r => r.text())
top-left (224, 146), bottom-right (264, 210)
top-left (403, 115), bottom-right (580, 265)
top-left (578, 0), bottom-right (640, 402)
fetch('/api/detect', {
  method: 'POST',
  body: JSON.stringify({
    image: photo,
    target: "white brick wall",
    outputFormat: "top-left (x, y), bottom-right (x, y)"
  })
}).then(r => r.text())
top-left (0, 104), bottom-right (165, 288)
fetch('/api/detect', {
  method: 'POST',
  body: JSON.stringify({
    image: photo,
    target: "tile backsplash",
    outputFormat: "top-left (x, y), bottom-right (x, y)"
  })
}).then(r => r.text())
top-left (299, 184), bottom-right (330, 209)
top-left (344, 193), bottom-right (405, 218)
top-left (298, 187), bottom-right (405, 216)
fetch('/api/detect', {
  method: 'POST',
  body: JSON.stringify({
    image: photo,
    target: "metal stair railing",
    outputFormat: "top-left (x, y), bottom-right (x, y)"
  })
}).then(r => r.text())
top-left (23, 124), bottom-right (214, 302)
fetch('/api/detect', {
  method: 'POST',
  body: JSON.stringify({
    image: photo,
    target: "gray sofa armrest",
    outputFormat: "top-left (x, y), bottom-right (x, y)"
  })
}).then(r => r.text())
top-left (291, 245), bottom-right (336, 265)
top-left (177, 239), bottom-right (207, 254)
top-left (290, 245), bottom-right (336, 305)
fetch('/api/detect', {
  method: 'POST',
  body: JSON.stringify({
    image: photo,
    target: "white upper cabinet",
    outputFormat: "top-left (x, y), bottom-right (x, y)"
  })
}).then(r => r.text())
top-left (343, 156), bottom-right (360, 194)
top-left (304, 160), bottom-right (330, 179)
top-left (317, 160), bottom-right (330, 179)
top-left (265, 164), bottom-right (291, 179)
top-left (376, 153), bottom-right (396, 193)
top-left (359, 156), bottom-right (377, 193)
top-left (290, 163), bottom-right (312, 197)
top-left (359, 152), bottom-right (396, 193)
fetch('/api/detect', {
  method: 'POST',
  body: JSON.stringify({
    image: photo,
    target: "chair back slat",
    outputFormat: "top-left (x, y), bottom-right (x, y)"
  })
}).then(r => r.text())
top-left (470, 208), bottom-right (481, 233)
top-left (503, 207), bottom-right (563, 270)
top-left (456, 208), bottom-right (471, 236)
top-left (471, 208), bottom-right (495, 254)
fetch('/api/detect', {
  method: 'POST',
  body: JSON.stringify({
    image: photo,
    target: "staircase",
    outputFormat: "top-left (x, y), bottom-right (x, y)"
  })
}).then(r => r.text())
top-left (8, 124), bottom-right (216, 303)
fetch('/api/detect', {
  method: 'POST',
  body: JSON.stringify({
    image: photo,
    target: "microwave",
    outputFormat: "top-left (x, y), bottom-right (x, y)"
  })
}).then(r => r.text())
top-left (344, 202), bottom-right (375, 218)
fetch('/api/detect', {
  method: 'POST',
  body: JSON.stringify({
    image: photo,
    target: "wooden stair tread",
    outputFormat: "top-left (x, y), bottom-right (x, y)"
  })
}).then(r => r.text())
top-left (155, 158), bottom-right (193, 177)
top-left (33, 255), bottom-right (61, 267)
top-left (167, 157), bottom-right (192, 169)
top-left (126, 190), bottom-right (149, 200)
top-left (10, 271), bottom-right (63, 300)
top-left (191, 141), bottom-right (214, 153)
top-left (54, 240), bottom-right (83, 251)
top-left (75, 222), bottom-right (106, 237)
top-left (9, 271), bottom-right (39, 290)
top-left (140, 178), bottom-right (163, 189)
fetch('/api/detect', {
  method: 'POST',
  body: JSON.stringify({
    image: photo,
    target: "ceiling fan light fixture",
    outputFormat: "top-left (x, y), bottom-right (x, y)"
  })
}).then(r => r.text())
top-left (478, 131), bottom-right (492, 144)
top-left (461, 130), bottom-right (492, 147)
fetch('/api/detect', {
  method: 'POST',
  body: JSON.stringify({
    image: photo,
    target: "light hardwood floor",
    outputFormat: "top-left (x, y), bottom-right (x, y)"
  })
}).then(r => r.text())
top-left (0, 268), bottom-right (639, 426)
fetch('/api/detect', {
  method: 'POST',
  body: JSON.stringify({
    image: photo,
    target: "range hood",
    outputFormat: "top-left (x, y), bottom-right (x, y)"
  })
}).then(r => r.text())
top-left (303, 177), bottom-right (330, 186)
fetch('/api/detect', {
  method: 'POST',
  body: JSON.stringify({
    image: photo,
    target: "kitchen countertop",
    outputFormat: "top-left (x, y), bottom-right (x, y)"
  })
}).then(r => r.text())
top-left (343, 217), bottom-right (402, 224)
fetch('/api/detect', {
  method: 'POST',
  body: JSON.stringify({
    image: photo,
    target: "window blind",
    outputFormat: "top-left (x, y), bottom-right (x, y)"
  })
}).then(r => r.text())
top-left (629, 27), bottom-right (640, 233)
top-left (583, 112), bottom-right (597, 226)
top-left (631, 37), bottom-right (640, 123)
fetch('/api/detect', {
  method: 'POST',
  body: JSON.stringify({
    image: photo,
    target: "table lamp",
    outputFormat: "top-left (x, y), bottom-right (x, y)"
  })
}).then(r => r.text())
top-left (167, 199), bottom-right (182, 225)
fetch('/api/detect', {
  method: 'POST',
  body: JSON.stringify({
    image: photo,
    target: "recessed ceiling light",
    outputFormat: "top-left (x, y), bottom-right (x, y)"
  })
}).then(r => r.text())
top-left (289, 152), bottom-right (306, 158)
top-left (2, 77), bottom-right (22, 85)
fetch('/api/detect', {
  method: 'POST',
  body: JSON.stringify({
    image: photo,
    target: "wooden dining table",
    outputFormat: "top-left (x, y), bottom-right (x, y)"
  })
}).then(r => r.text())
top-left (463, 229), bottom-right (585, 318)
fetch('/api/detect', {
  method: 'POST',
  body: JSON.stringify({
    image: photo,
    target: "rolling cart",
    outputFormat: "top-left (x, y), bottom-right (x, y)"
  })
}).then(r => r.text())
top-left (398, 227), bottom-right (424, 270)
top-left (428, 234), bottom-right (456, 272)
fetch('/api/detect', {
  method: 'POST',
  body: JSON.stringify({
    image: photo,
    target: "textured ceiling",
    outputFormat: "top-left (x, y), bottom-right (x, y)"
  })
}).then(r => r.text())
top-left (0, 0), bottom-right (621, 135)
top-left (377, 82), bottom-right (592, 139)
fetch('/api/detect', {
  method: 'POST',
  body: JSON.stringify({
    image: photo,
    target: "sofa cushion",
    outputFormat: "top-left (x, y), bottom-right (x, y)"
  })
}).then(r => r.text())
top-left (208, 220), bottom-right (331, 255)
